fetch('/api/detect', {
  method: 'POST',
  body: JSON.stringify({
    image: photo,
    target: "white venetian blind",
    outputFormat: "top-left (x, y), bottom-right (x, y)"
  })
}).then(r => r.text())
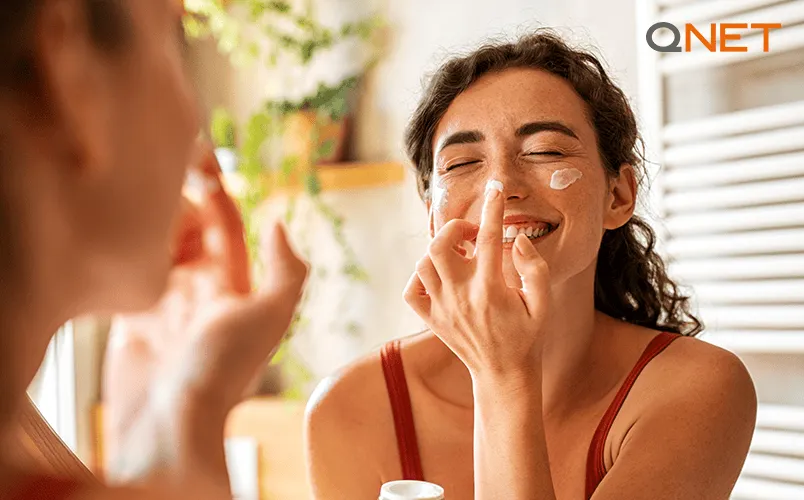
top-left (637, 0), bottom-right (804, 497)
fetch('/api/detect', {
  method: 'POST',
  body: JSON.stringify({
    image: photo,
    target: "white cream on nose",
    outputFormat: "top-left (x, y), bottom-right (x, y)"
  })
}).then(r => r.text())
top-left (485, 179), bottom-right (504, 196)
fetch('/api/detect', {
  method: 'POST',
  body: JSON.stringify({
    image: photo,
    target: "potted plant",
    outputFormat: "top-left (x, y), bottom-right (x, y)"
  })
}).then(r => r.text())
top-left (210, 107), bottom-right (239, 174)
top-left (185, 0), bottom-right (383, 398)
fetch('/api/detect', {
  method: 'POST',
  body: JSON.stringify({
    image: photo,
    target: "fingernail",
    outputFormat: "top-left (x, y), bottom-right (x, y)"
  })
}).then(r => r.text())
top-left (185, 169), bottom-right (220, 195)
top-left (485, 179), bottom-right (503, 200)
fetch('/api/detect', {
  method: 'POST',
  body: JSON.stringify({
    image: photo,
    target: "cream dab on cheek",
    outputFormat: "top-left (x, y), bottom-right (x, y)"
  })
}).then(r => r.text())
top-left (431, 177), bottom-right (448, 213)
top-left (550, 168), bottom-right (583, 190)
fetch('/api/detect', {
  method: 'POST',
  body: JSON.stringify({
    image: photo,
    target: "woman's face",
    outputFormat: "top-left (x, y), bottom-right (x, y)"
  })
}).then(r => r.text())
top-left (429, 67), bottom-right (635, 287)
top-left (36, 0), bottom-right (199, 310)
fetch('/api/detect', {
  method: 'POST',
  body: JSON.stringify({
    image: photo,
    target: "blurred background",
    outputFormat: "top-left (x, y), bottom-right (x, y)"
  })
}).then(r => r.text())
top-left (27, 0), bottom-right (804, 498)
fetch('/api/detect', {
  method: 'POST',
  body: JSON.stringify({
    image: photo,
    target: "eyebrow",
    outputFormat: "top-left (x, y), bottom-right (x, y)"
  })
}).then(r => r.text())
top-left (516, 121), bottom-right (579, 139)
top-left (435, 121), bottom-right (579, 155)
top-left (435, 130), bottom-right (485, 154)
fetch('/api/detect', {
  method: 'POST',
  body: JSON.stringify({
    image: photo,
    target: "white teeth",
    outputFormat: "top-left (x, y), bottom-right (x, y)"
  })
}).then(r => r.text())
top-left (502, 225), bottom-right (553, 242)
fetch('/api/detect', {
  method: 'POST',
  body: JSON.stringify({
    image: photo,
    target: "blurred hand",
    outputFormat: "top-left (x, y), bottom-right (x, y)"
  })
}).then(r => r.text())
top-left (102, 140), bottom-right (307, 481)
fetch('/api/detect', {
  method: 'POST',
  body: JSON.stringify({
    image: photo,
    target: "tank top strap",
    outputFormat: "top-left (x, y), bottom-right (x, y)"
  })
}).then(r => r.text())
top-left (584, 332), bottom-right (680, 499)
top-left (7, 475), bottom-right (86, 500)
top-left (380, 340), bottom-right (425, 481)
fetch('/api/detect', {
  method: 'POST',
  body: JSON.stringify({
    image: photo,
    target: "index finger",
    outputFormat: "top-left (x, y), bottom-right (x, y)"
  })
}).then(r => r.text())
top-left (189, 142), bottom-right (251, 295)
top-left (476, 179), bottom-right (504, 280)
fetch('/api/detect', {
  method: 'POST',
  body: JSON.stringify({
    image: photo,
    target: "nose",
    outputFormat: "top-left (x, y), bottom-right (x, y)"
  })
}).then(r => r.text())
top-left (488, 159), bottom-right (530, 202)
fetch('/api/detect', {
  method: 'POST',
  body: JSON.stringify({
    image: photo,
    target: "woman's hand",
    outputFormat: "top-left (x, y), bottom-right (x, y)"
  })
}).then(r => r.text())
top-left (102, 140), bottom-right (308, 483)
top-left (404, 181), bottom-right (551, 379)
top-left (405, 182), bottom-right (558, 499)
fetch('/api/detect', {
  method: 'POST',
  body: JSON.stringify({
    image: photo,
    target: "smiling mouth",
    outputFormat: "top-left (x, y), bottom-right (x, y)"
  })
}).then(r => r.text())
top-left (502, 223), bottom-right (558, 244)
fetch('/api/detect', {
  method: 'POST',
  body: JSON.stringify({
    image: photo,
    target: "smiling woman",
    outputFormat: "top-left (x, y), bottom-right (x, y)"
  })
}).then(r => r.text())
top-left (305, 30), bottom-right (757, 500)
top-left (405, 32), bottom-right (701, 334)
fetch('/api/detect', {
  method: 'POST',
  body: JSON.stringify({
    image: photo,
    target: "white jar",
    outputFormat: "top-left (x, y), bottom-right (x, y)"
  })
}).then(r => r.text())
top-left (379, 480), bottom-right (445, 500)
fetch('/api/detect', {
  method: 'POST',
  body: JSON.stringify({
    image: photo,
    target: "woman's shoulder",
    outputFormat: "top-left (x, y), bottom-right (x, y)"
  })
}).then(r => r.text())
top-left (602, 327), bottom-right (757, 481)
top-left (303, 334), bottom-right (437, 486)
top-left (304, 348), bottom-right (388, 429)
top-left (305, 332), bottom-right (436, 428)
top-left (619, 327), bottom-right (756, 429)
top-left (652, 332), bottom-right (754, 395)
top-left (607, 318), bottom-right (753, 395)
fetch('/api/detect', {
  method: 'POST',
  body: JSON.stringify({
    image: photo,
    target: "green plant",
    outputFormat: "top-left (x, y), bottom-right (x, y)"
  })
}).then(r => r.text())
top-left (210, 108), bottom-right (237, 149)
top-left (187, 0), bottom-right (382, 399)
top-left (184, 0), bottom-right (383, 68)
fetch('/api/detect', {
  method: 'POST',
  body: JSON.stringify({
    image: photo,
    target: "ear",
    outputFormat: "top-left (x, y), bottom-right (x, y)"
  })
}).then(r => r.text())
top-left (602, 163), bottom-right (637, 230)
top-left (35, 0), bottom-right (113, 174)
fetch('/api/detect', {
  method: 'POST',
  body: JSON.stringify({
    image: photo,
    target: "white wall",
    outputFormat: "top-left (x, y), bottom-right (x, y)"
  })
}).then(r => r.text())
top-left (352, 0), bottom-right (641, 163)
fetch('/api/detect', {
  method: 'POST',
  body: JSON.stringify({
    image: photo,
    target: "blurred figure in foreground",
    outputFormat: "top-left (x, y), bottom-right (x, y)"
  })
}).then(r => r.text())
top-left (0, 0), bottom-right (306, 498)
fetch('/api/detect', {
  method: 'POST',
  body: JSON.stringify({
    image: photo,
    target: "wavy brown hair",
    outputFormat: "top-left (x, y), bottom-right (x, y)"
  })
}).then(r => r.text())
top-left (404, 30), bottom-right (702, 336)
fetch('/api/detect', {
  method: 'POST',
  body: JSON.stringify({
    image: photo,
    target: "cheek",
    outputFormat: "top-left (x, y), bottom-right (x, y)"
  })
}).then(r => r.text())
top-left (144, 44), bottom-right (197, 206)
top-left (430, 180), bottom-right (484, 231)
top-left (431, 177), bottom-right (449, 214)
top-left (549, 175), bottom-right (609, 269)
top-left (549, 168), bottom-right (583, 190)
top-left (557, 170), bottom-right (607, 228)
top-left (110, 47), bottom-right (197, 247)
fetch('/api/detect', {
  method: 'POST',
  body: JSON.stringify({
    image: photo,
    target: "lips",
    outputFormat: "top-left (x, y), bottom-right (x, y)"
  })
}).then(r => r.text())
top-left (502, 223), bottom-right (557, 243)
top-left (499, 215), bottom-right (559, 243)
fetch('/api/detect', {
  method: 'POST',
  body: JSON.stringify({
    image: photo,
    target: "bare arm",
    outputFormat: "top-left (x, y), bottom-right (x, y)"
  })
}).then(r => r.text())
top-left (473, 343), bottom-right (756, 500)
top-left (472, 369), bottom-right (555, 500)
top-left (590, 347), bottom-right (756, 500)
top-left (304, 373), bottom-right (386, 500)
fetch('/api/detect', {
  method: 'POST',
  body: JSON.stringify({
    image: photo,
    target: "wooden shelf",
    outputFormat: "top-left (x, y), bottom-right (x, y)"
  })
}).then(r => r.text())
top-left (223, 161), bottom-right (406, 197)
top-left (313, 161), bottom-right (406, 191)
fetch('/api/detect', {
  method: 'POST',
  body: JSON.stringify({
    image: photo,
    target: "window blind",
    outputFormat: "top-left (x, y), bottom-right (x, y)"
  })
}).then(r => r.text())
top-left (637, 0), bottom-right (804, 497)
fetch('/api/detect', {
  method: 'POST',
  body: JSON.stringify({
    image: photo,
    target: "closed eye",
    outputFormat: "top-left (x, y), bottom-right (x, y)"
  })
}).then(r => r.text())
top-left (446, 160), bottom-right (481, 171)
top-left (527, 151), bottom-right (563, 156)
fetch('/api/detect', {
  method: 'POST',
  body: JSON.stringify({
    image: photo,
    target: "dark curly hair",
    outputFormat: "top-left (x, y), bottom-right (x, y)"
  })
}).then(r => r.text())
top-left (404, 30), bottom-right (702, 336)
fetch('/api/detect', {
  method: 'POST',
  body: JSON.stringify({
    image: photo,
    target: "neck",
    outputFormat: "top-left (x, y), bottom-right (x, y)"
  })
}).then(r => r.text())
top-left (0, 278), bottom-right (72, 456)
top-left (427, 260), bottom-right (614, 415)
top-left (539, 263), bottom-right (608, 416)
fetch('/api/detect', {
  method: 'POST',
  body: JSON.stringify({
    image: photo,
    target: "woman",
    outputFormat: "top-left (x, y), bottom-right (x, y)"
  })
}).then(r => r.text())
top-left (305, 31), bottom-right (757, 499)
top-left (0, 0), bottom-right (306, 498)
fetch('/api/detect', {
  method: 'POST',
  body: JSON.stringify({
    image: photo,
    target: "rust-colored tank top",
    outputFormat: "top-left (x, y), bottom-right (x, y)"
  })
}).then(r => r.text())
top-left (380, 332), bottom-right (680, 499)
